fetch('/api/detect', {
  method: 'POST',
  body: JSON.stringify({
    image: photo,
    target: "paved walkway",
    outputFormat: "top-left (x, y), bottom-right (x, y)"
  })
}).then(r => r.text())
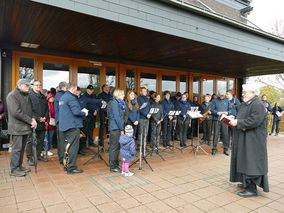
top-left (1, 135), bottom-right (284, 213)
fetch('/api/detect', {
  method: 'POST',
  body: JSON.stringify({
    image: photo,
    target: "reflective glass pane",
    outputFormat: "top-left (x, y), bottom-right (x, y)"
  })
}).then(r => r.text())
top-left (202, 79), bottom-right (214, 96)
top-left (126, 68), bottom-right (135, 93)
top-left (19, 57), bottom-right (34, 82)
top-left (180, 75), bottom-right (186, 94)
top-left (162, 75), bottom-right (176, 97)
top-left (229, 79), bottom-right (234, 91)
top-left (43, 62), bottom-right (69, 90)
top-left (217, 80), bottom-right (227, 95)
top-left (193, 76), bottom-right (199, 97)
top-left (140, 72), bottom-right (156, 92)
top-left (78, 66), bottom-right (100, 94)
top-left (106, 66), bottom-right (116, 95)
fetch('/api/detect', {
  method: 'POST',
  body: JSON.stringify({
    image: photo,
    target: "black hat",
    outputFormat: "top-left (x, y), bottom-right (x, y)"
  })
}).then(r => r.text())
top-left (86, 85), bottom-right (94, 90)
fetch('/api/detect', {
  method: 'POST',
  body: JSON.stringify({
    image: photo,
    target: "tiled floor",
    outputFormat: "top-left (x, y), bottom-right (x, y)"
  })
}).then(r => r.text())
top-left (1, 134), bottom-right (284, 213)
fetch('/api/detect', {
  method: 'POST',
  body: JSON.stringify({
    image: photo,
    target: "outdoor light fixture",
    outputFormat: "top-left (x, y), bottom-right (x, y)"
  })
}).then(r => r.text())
top-left (20, 42), bottom-right (40, 49)
top-left (89, 60), bottom-right (102, 66)
top-left (90, 42), bottom-right (96, 46)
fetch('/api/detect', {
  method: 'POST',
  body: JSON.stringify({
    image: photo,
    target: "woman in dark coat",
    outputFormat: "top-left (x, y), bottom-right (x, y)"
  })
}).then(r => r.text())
top-left (177, 94), bottom-right (191, 147)
top-left (125, 90), bottom-right (139, 137)
top-left (229, 84), bottom-right (269, 197)
top-left (109, 89), bottom-right (125, 172)
top-left (150, 94), bottom-right (163, 150)
top-left (269, 102), bottom-right (283, 136)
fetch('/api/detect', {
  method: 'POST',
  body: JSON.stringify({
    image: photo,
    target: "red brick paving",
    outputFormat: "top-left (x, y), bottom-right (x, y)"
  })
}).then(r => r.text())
top-left (0, 134), bottom-right (284, 212)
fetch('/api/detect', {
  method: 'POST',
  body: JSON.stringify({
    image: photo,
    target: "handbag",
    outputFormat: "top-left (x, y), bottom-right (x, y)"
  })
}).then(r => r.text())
top-left (49, 117), bottom-right (56, 126)
top-left (48, 113), bottom-right (56, 126)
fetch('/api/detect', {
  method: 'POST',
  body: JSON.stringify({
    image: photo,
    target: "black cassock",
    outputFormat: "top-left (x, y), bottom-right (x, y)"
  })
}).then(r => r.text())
top-left (230, 96), bottom-right (269, 192)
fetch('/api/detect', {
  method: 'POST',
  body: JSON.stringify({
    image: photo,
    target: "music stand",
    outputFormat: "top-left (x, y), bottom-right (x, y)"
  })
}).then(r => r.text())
top-left (82, 131), bottom-right (109, 166)
top-left (130, 126), bottom-right (154, 171)
top-left (187, 110), bottom-right (208, 156)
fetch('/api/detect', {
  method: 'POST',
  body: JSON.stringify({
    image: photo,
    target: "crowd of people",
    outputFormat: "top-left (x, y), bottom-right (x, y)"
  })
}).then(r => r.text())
top-left (2, 78), bottom-right (283, 197)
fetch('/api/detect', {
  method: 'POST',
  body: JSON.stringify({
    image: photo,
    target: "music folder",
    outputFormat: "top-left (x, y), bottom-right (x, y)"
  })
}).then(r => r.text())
top-left (220, 114), bottom-right (234, 127)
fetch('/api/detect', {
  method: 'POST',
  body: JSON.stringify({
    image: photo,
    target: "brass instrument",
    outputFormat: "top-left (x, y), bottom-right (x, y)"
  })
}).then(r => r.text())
top-left (200, 108), bottom-right (211, 123)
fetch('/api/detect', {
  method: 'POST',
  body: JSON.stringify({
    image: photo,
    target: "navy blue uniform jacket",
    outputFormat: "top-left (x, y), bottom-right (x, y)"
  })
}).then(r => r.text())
top-left (137, 96), bottom-right (151, 119)
top-left (211, 98), bottom-right (233, 120)
top-left (54, 90), bottom-right (65, 124)
top-left (109, 98), bottom-right (124, 131)
top-left (59, 91), bottom-right (85, 132)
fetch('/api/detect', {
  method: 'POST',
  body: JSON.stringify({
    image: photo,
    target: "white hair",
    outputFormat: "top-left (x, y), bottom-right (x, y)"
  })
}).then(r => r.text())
top-left (242, 84), bottom-right (260, 96)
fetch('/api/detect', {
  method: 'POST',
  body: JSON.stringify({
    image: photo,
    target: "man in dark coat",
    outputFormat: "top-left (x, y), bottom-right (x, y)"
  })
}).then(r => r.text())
top-left (59, 83), bottom-right (87, 174)
top-left (98, 84), bottom-right (112, 147)
top-left (229, 84), bottom-right (269, 197)
top-left (7, 79), bottom-right (37, 177)
top-left (26, 80), bottom-right (49, 165)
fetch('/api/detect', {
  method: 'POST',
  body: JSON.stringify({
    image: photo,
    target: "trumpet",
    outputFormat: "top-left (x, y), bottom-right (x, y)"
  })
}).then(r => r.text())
top-left (200, 108), bottom-right (211, 123)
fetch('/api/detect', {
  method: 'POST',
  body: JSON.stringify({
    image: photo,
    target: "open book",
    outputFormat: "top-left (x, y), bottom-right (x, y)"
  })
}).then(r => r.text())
top-left (220, 114), bottom-right (234, 127)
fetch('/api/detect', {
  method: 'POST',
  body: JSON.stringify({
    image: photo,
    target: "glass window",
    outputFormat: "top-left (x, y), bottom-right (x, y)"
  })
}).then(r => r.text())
top-left (78, 66), bottom-right (100, 94)
top-left (19, 57), bottom-right (34, 82)
top-left (43, 62), bottom-right (69, 90)
top-left (217, 80), bottom-right (227, 95)
top-left (180, 75), bottom-right (186, 94)
top-left (162, 75), bottom-right (176, 97)
top-left (140, 72), bottom-right (156, 93)
top-left (193, 76), bottom-right (199, 98)
top-left (202, 79), bottom-right (214, 96)
top-left (126, 68), bottom-right (135, 93)
top-left (229, 79), bottom-right (234, 91)
top-left (106, 66), bottom-right (116, 95)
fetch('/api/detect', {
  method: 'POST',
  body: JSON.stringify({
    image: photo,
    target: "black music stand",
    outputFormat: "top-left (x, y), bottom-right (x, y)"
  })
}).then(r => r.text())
top-left (130, 126), bottom-right (154, 171)
top-left (187, 110), bottom-right (208, 156)
top-left (83, 131), bottom-right (109, 167)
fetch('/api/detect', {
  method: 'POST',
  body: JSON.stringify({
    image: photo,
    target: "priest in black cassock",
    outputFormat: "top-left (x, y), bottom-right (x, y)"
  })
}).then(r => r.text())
top-left (229, 84), bottom-right (269, 197)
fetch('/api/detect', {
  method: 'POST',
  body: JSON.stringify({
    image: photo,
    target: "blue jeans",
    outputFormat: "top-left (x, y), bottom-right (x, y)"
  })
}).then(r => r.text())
top-left (47, 130), bottom-right (56, 151)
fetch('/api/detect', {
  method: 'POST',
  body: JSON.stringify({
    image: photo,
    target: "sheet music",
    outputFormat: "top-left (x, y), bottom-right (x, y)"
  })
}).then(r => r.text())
top-left (276, 111), bottom-right (282, 117)
top-left (101, 103), bottom-right (107, 109)
top-left (149, 108), bottom-right (160, 114)
top-left (139, 102), bottom-right (147, 110)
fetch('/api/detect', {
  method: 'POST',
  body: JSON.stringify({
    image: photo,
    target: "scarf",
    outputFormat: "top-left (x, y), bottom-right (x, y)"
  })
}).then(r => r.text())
top-left (116, 98), bottom-right (126, 110)
top-left (131, 99), bottom-right (136, 105)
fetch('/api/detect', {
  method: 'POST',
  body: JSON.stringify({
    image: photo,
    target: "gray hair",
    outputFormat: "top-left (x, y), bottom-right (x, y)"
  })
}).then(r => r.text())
top-left (242, 84), bottom-right (260, 95)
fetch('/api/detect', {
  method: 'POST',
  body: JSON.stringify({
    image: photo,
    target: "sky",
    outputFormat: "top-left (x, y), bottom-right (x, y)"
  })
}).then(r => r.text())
top-left (248, 0), bottom-right (284, 32)
top-left (246, 0), bottom-right (284, 89)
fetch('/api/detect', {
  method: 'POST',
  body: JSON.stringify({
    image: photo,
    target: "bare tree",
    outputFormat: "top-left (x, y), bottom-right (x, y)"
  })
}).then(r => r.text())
top-left (271, 19), bottom-right (284, 37)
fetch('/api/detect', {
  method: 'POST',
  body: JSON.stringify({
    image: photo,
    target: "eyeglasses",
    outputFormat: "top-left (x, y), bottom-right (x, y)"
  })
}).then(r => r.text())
top-left (34, 84), bottom-right (41, 87)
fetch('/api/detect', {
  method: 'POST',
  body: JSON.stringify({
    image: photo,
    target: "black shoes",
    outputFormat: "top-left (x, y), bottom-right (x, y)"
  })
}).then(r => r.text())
top-left (10, 170), bottom-right (26, 177)
top-left (67, 169), bottom-right (83, 175)
top-left (110, 167), bottom-right (121, 173)
top-left (38, 157), bottom-right (48, 162)
top-left (224, 150), bottom-right (229, 156)
top-left (79, 150), bottom-right (86, 156)
top-left (19, 166), bottom-right (31, 173)
top-left (237, 183), bottom-right (245, 189)
top-left (238, 190), bottom-right (257, 197)
top-left (89, 143), bottom-right (98, 147)
top-left (28, 159), bottom-right (35, 166)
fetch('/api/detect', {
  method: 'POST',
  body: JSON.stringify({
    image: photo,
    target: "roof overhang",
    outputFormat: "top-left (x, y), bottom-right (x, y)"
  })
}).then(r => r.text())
top-left (0, 0), bottom-right (283, 77)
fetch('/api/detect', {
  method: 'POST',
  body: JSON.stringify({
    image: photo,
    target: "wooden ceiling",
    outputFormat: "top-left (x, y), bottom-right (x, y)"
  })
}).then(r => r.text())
top-left (0, 0), bottom-right (283, 77)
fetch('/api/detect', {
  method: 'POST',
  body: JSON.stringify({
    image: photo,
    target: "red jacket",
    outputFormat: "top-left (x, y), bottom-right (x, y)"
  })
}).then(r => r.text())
top-left (46, 93), bottom-right (56, 130)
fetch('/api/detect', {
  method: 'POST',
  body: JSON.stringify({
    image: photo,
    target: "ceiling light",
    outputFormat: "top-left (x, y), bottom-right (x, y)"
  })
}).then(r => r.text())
top-left (89, 61), bottom-right (102, 66)
top-left (20, 42), bottom-right (40, 49)
top-left (90, 42), bottom-right (96, 46)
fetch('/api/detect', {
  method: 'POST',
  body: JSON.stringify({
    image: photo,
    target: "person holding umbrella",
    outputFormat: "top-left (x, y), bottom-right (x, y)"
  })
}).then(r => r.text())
top-left (7, 79), bottom-right (37, 177)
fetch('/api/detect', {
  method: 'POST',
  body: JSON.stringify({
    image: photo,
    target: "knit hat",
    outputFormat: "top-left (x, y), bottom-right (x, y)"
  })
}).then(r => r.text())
top-left (125, 125), bottom-right (133, 136)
